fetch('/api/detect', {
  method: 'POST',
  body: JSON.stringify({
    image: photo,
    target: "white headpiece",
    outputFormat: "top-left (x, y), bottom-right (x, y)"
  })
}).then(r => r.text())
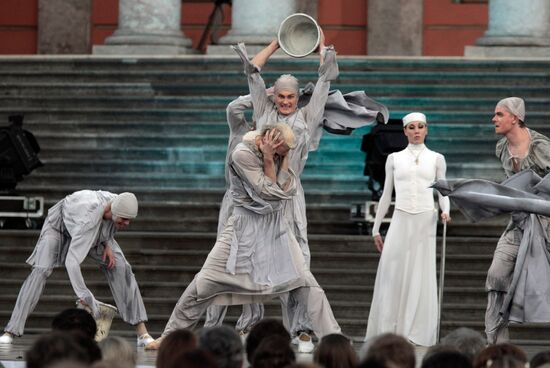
top-left (496, 97), bottom-right (525, 122)
top-left (402, 112), bottom-right (427, 127)
top-left (111, 192), bottom-right (138, 219)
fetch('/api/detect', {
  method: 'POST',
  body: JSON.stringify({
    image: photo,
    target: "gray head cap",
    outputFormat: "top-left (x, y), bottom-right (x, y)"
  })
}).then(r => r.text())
top-left (496, 97), bottom-right (525, 122)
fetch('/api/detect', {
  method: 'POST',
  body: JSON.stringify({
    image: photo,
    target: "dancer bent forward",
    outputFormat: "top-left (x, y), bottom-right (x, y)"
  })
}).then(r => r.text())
top-left (146, 124), bottom-right (340, 349)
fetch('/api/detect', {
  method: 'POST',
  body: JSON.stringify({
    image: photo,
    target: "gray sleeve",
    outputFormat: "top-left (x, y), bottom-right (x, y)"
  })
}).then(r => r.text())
top-left (65, 226), bottom-right (101, 316)
top-left (227, 95), bottom-right (253, 132)
top-left (232, 42), bottom-right (271, 128)
top-left (302, 48), bottom-right (339, 146)
top-left (231, 149), bottom-right (296, 199)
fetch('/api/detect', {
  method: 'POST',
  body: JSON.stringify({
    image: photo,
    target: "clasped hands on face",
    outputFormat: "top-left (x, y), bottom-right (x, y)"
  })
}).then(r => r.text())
top-left (259, 129), bottom-right (287, 158)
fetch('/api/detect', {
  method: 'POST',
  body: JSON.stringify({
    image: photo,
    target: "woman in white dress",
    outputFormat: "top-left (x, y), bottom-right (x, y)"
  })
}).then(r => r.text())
top-left (365, 112), bottom-right (451, 346)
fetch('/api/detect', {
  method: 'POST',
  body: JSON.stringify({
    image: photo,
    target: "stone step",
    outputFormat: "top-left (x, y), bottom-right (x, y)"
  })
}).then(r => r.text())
top-left (0, 243), bottom-right (496, 272)
top-left (2, 70), bottom-right (550, 87)
top-left (33, 147), bottom-right (502, 167)
top-left (0, 230), bottom-right (501, 253)
top-left (3, 107), bottom-right (550, 124)
top-left (12, 186), bottom-right (372, 205)
top-left (4, 95), bottom-right (550, 112)
top-left (1, 57), bottom-right (550, 73)
top-left (0, 262), bottom-right (490, 289)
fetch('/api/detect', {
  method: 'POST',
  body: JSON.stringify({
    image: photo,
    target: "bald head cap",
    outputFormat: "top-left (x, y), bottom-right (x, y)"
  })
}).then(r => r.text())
top-left (274, 74), bottom-right (299, 95)
top-left (111, 192), bottom-right (138, 219)
top-left (496, 97), bottom-right (525, 122)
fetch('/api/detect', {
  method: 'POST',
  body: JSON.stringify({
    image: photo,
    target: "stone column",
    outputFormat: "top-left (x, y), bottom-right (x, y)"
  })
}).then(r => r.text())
top-left (367, 0), bottom-right (423, 56)
top-left (38, 0), bottom-right (92, 54)
top-left (465, 0), bottom-right (550, 57)
top-left (93, 0), bottom-right (194, 55)
top-left (208, 0), bottom-right (309, 55)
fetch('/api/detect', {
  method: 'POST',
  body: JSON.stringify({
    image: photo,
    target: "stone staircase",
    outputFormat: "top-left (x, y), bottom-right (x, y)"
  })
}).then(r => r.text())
top-left (1, 56), bottom-right (550, 344)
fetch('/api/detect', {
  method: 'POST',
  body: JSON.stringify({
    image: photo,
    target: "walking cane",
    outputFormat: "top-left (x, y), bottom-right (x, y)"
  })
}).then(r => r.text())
top-left (437, 220), bottom-right (447, 342)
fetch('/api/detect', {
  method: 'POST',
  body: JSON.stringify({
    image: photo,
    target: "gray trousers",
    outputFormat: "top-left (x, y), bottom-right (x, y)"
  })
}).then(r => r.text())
top-left (204, 303), bottom-right (264, 332)
top-left (485, 226), bottom-right (520, 344)
top-left (204, 293), bottom-right (312, 336)
top-left (4, 244), bottom-right (148, 336)
top-left (163, 278), bottom-right (340, 339)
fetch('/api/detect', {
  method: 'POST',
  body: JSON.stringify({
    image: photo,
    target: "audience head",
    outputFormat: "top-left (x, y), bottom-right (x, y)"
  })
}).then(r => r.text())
top-left (163, 348), bottom-right (218, 368)
top-left (98, 336), bottom-right (136, 368)
top-left (199, 325), bottom-right (243, 368)
top-left (473, 343), bottom-right (527, 368)
top-left (361, 333), bottom-right (415, 368)
top-left (422, 344), bottom-right (460, 364)
top-left (313, 333), bottom-right (357, 368)
top-left (51, 308), bottom-right (97, 340)
top-left (26, 331), bottom-right (101, 368)
top-left (421, 351), bottom-right (473, 368)
top-left (251, 335), bottom-right (295, 368)
top-left (245, 318), bottom-right (290, 363)
top-left (441, 328), bottom-right (486, 362)
top-left (531, 351), bottom-right (550, 368)
top-left (156, 329), bottom-right (198, 368)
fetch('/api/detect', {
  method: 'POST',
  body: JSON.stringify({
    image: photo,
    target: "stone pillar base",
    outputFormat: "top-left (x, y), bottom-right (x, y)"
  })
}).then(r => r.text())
top-left (93, 44), bottom-right (197, 55)
top-left (465, 45), bottom-right (550, 57)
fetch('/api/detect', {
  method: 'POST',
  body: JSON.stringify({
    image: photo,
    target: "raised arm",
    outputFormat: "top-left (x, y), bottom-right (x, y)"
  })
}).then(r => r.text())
top-left (227, 94), bottom-right (253, 133)
top-left (251, 39), bottom-right (279, 69)
top-left (302, 35), bottom-right (339, 150)
top-left (232, 42), bottom-right (276, 128)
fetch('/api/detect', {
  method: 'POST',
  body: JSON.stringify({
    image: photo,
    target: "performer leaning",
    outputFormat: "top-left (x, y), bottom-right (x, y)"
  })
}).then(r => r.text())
top-left (203, 93), bottom-right (265, 333)
top-left (485, 97), bottom-right (550, 343)
top-left (145, 124), bottom-right (341, 350)
top-left (0, 191), bottom-right (154, 347)
top-left (365, 112), bottom-right (451, 346)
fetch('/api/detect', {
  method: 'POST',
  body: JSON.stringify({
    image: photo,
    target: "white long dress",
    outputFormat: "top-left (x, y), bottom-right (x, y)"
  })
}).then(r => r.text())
top-left (365, 143), bottom-right (450, 346)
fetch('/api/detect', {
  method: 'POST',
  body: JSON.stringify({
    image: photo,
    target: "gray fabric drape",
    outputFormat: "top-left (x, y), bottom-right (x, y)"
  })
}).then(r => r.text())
top-left (432, 170), bottom-right (550, 324)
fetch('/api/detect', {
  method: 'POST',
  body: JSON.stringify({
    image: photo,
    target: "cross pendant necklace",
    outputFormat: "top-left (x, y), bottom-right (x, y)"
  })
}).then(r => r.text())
top-left (408, 148), bottom-right (424, 165)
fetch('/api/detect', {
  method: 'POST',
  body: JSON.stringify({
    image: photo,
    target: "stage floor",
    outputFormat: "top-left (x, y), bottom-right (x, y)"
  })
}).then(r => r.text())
top-left (1, 335), bottom-right (549, 368)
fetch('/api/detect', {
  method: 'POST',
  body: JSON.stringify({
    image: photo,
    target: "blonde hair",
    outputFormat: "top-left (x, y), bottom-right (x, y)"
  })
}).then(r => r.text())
top-left (99, 336), bottom-right (136, 368)
top-left (261, 123), bottom-right (296, 149)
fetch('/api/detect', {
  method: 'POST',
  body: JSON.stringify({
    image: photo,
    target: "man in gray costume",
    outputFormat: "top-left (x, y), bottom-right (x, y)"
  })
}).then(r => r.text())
top-left (487, 97), bottom-right (550, 343)
top-left (145, 124), bottom-right (341, 350)
top-left (433, 97), bottom-right (550, 344)
top-left (232, 30), bottom-right (387, 351)
top-left (0, 191), bottom-right (154, 347)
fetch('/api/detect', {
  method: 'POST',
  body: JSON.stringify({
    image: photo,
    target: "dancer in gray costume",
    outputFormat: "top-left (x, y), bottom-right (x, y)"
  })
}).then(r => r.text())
top-left (434, 97), bottom-right (550, 344)
top-left (204, 94), bottom-right (265, 333)
top-left (0, 191), bottom-right (154, 347)
top-left (145, 124), bottom-right (341, 350)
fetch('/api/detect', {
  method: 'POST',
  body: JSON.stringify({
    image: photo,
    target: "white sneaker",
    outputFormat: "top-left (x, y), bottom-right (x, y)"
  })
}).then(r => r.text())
top-left (0, 333), bottom-right (14, 344)
top-left (137, 333), bottom-right (155, 348)
top-left (297, 332), bottom-right (314, 354)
